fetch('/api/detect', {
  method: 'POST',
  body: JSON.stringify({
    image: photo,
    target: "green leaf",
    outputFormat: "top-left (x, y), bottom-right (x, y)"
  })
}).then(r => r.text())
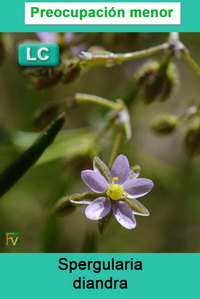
top-left (0, 114), bottom-right (65, 197)
top-left (36, 129), bottom-right (95, 166)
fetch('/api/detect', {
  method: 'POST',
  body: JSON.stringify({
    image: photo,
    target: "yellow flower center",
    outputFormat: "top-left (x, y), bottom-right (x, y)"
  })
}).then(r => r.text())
top-left (107, 183), bottom-right (124, 200)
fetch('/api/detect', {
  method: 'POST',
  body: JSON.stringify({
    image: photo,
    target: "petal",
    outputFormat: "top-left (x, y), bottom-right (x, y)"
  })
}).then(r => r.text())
top-left (64, 32), bottom-right (74, 43)
top-left (112, 201), bottom-right (136, 229)
top-left (70, 46), bottom-right (84, 55)
top-left (93, 156), bottom-right (110, 183)
top-left (85, 197), bottom-right (111, 220)
top-left (124, 178), bottom-right (154, 198)
top-left (36, 32), bottom-right (58, 43)
top-left (110, 154), bottom-right (130, 184)
top-left (81, 170), bottom-right (109, 192)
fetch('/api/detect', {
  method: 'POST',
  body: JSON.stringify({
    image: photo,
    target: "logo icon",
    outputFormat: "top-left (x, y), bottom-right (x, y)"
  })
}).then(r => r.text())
top-left (18, 44), bottom-right (60, 66)
top-left (5, 232), bottom-right (20, 247)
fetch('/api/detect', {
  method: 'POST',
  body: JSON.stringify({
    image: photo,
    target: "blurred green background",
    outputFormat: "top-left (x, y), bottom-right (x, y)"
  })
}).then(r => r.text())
top-left (0, 32), bottom-right (200, 253)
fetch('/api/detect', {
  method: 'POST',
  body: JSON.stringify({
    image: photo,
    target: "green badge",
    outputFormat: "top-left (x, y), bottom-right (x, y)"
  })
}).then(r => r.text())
top-left (18, 44), bottom-right (60, 66)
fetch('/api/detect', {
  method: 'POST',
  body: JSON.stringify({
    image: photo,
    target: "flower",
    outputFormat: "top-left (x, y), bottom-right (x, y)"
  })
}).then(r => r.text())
top-left (36, 32), bottom-right (86, 55)
top-left (71, 154), bottom-right (154, 229)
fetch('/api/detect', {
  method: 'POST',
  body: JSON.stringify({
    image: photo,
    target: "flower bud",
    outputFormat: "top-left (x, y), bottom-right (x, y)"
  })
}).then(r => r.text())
top-left (33, 101), bottom-right (66, 131)
top-left (23, 66), bottom-right (62, 89)
top-left (0, 33), bottom-right (13, 64)
top-left (151, 114), bottom-right (179, 135)
top-left (52, 196), bottom-right (77, 216)
top-left (184, 119), bottom-right (200, 156)
top-left (61, 60), bottom-right (82, 84)
top-left (87, 46), bottom-right (108, 55)
top-left (136, 60), bottom-right (178, 104)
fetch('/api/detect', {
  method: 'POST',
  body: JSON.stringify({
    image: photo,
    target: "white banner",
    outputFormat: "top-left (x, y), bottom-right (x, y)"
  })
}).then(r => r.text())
top-left (25, 2), bottom-right (181, 25)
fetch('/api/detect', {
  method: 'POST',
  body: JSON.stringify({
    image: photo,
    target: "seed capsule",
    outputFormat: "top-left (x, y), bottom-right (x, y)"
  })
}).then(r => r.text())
top-left (23, 66), bottom-right (62, 89)
top-left (136, 60), bottom-right (178, 104)
top-left (151, 114), bottom-right (179, 135)
top-left (61, 60), bottom-right (82, 84)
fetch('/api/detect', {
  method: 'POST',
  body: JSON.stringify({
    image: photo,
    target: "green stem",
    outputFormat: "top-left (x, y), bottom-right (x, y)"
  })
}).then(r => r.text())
top-left (93, 117), bottom-right (116, 142)
top-left (75, 93), bottom-right (122, 110)
top-left (108, 130), bottom-right (123, 168)
top-left (178, 105), bottom-right (200, 123)
top-left (181, 47), bottom-right (200, 75)
top-left (80, 43), bottom-right (168, 68)
top-left (168, 32), bottom-right (179, 42)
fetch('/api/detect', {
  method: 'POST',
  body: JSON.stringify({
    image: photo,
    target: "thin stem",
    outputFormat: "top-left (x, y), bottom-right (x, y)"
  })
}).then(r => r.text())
top-left (93, 117), bottom-right (116, 142)
top-left (168, 32), bottom-right (179, 42)
top-left (178, 105), bottom-right (200, 123)
top-left (108, 130), bottom-right (123, 168)
top-left (181, 47), bottom-right (200, 75)
top-left (75, 93), bottom-right (122, 110)
top-left (80, 43), bottom-right (168, 68)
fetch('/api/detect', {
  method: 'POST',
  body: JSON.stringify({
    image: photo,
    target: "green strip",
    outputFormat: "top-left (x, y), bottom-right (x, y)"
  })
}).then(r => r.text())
top-left (0, 114), bottom-right (65, 197)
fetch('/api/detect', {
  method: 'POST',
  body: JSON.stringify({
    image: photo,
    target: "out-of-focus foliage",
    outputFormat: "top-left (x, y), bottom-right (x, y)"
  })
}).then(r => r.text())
top-left (0, 33), bottom-right (200, 253)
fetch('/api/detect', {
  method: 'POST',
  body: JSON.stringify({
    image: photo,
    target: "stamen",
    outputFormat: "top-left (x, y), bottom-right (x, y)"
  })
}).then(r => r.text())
top-left (113, 177), bottom-right (119, 183)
